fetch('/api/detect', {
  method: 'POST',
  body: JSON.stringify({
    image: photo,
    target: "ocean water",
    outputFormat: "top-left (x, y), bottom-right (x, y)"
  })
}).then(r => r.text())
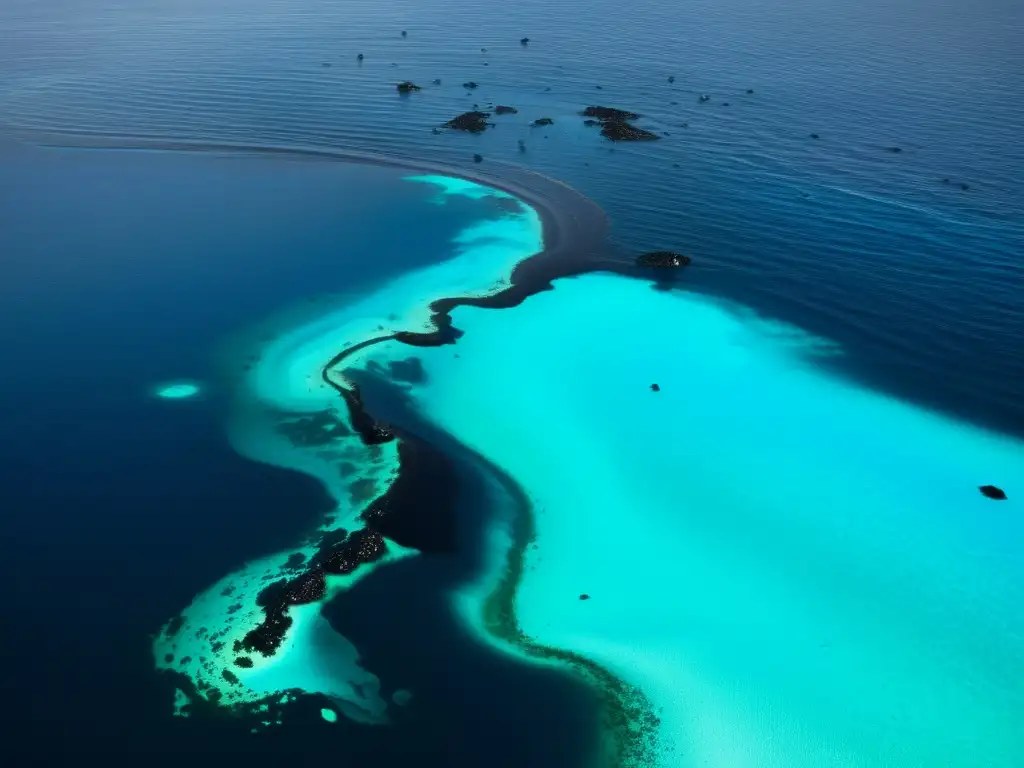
top-left (0, 146), bottom-right (599, 765)
top-left (1, 0), bottom-right (1022, 765)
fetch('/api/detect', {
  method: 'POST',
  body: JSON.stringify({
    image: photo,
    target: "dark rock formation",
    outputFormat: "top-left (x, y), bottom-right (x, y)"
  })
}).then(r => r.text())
top-left (340, 385), bottom-right (395, 444)
top-left (318, 529), bottom-right (388, 575)
top-left (637, 251), bottom-right (692, 268)
top-left (532, 117), bottom-right (554, 126)
top-left (397, 81), bottom-right (421, 93)
top-left (463, 81), bottom-right (479, 89)
top-left (222, 669), bottom-right (240, 685)
top-left (668, 75), bottom-right (675, 83)
top-left (650, 384), bottom-right (661, 392)
top-left (521, 37), bottom-right (530, 45)
top-left (579, 594), bottom-right (591, 601)
top-left (234, 656), bottom-right (254, 668)
top-left (444, 111), bottom-right (492, 133)
top-left (582, 106), bottom-right (639, 121)
top-left (473, 153), bottom-right (483, 163)
top-left (980, 485), bottom-right (1007, 500)
top-left (494, 105), bottom-right (518, 114)
top-left (581, 106), bottom-right (657, 141)
top-left (600, 120), bottom-right (659, 141)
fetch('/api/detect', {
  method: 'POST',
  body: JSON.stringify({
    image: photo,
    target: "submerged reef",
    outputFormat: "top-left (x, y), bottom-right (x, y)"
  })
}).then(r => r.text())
top-left (153, 381), bottom-right (201, 400)
top-left (153, 168), bottom-right (635, 749)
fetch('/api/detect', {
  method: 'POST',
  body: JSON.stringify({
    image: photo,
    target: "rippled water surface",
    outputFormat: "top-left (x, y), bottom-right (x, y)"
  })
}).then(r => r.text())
top-left (1, 0), bottom-right (1022, 764)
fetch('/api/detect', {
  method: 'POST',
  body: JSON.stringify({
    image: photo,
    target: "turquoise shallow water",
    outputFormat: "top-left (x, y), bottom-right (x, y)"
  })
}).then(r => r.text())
top-left (358, 272), bottom-right (1024, 767)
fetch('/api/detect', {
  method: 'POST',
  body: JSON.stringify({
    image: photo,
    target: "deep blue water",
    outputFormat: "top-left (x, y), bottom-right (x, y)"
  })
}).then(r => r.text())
top-left (0, 143), bottom-right (598, 763)
top-left (1, 0), bottom-right (1022, 763)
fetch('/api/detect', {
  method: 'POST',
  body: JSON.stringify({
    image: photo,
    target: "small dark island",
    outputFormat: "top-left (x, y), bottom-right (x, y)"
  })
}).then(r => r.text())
top-left (444, 111), bottom-right (492, 133)
top-left (582, 106), bottom-right (640, 121)
top-left (396, 81), bottom-right (421, 93)
top-left (580, 106), bottom-right (658, 142)
top-left (636, 251), bottom-right (691, 268)
top-left (979, 485), bottom-right (1007, 501)
top-left (600, 121), bottom-right (659, 141)
top-left (494, 105), bottom-right (518, 115)
top-left (462, 81), bottom-right (479, 89)
top-left (532, 117), bottom-right (554, 126)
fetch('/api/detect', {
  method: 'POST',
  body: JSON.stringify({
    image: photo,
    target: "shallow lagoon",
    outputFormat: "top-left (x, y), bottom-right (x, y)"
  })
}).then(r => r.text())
top-left (359, 272), bottom-right (1024, 767)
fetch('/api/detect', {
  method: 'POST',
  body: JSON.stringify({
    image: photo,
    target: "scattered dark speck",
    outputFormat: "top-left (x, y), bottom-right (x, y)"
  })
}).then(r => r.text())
top-left (887, 146), bottom-right (903, 153)
top-left (356, 53), bottom-right (364, 61)
top-left (401, 30), bottom-right (407, 37)
top-left (810, 133), bottom-right (820, 139)
top-left (595, 85), bottom-right (603, 89)
top-left (746, 88), bottom-right (755, 94)
top-left (520, 37), bottom-right (530, 45)
top-left (960, 182), bottom-right (970, 191)
top-left (668, 75), bottom-right (675, 83)
top-left (473, 154), bottom-right (483, 163)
